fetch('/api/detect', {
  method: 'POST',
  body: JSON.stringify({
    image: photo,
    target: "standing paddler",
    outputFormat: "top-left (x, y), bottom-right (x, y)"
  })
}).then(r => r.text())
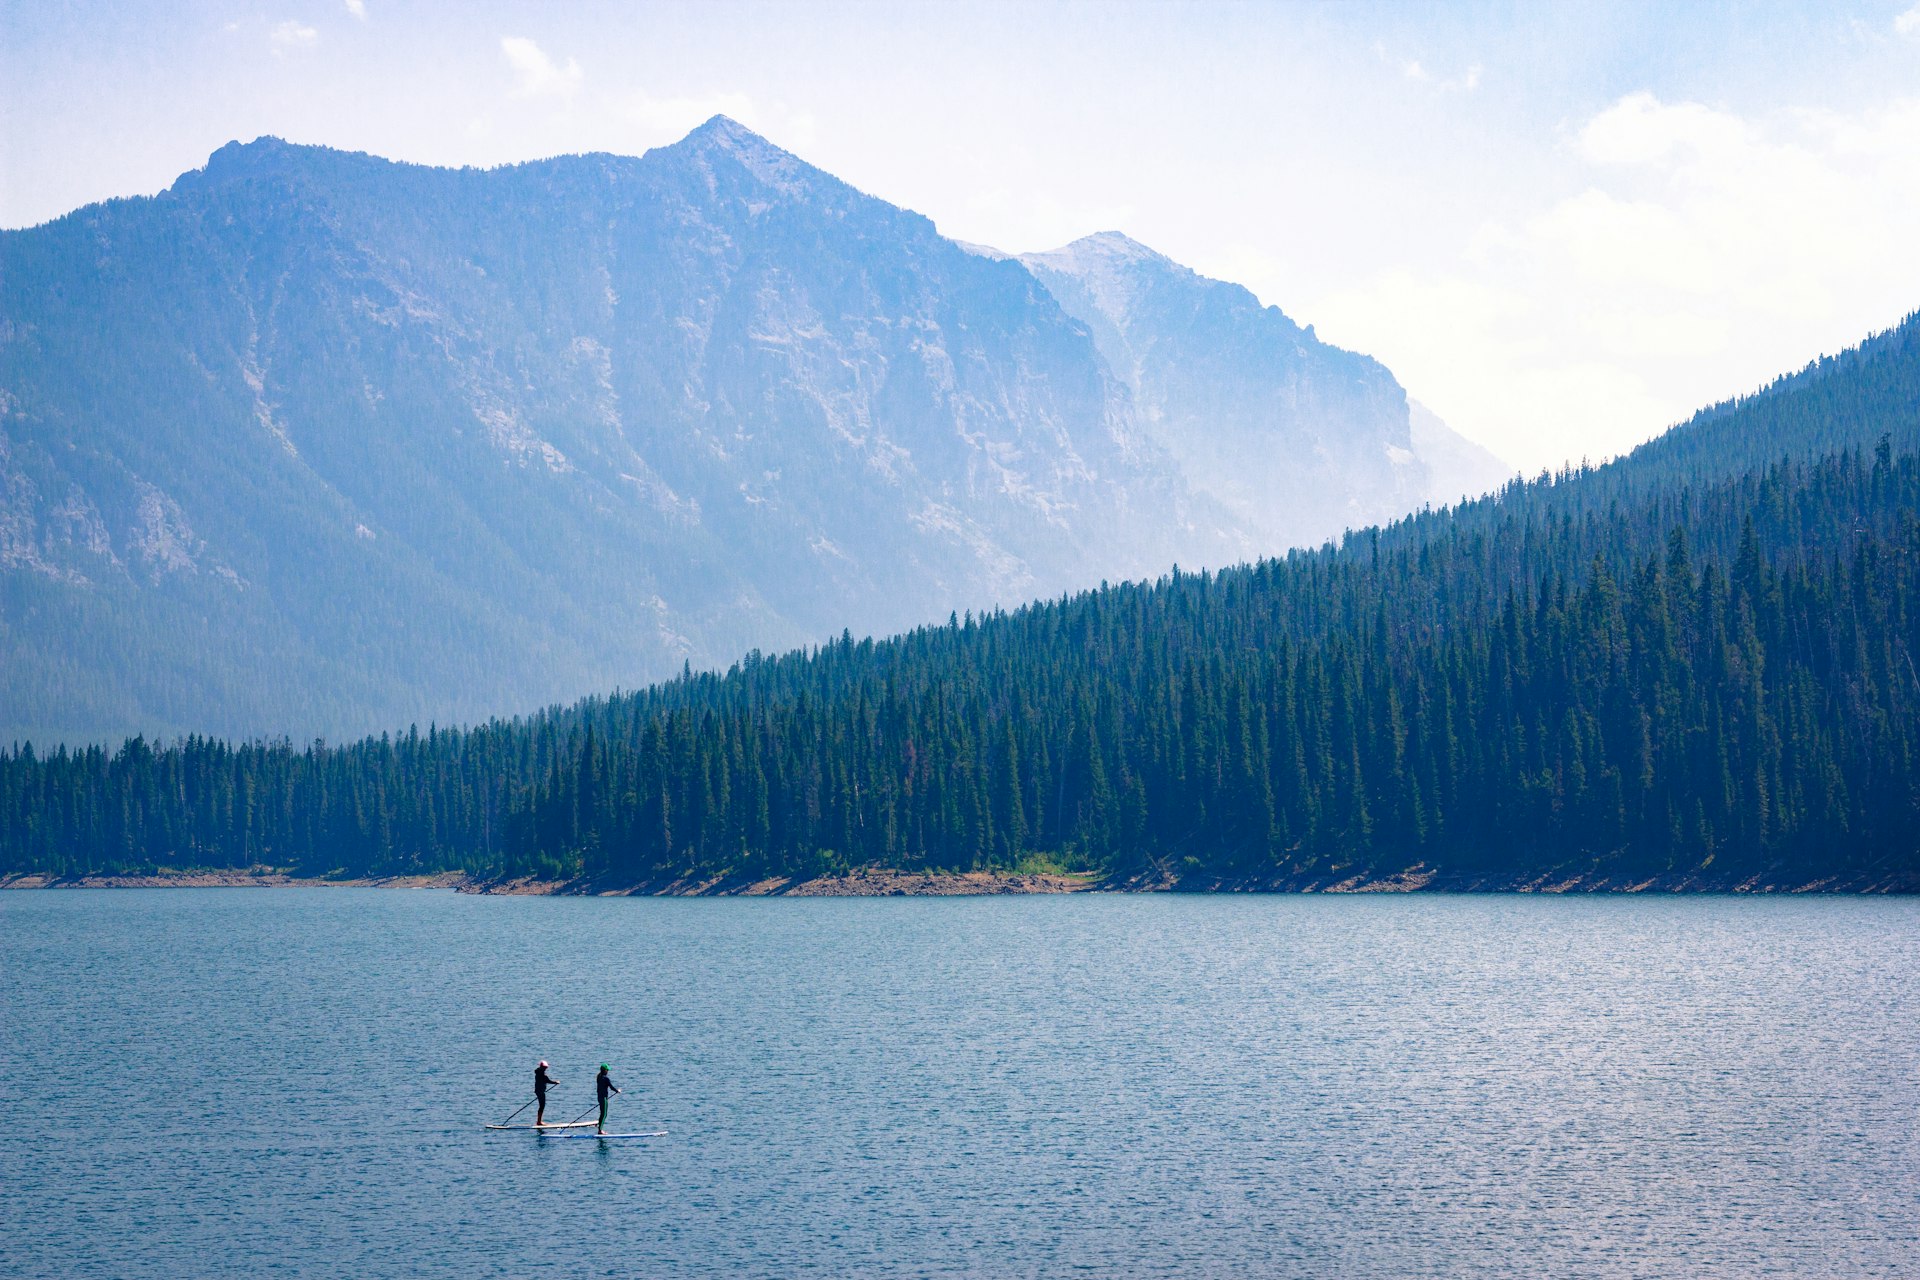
top-left (534, 1060), bottom-right (558, 1127)
top-left (595, 1064), bottom-right (621, 1134)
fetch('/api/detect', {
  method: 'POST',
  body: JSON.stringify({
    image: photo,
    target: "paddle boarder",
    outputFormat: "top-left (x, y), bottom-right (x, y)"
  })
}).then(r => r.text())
top-left (534, 1060), bottom-right (558, 1127)
top-left (595, 1064), bottom-right (621, 1134)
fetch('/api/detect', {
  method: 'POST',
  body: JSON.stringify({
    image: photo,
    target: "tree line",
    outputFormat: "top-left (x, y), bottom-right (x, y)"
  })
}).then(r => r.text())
top-left (5, 435), bottom-right (1917, 890)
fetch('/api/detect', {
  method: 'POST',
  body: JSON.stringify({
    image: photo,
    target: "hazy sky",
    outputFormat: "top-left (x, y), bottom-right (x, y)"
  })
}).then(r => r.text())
top-left (6, 1), bottom-right (1920, 470)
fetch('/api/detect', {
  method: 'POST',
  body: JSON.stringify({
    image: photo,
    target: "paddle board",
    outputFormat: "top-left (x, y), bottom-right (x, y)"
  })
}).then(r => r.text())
top-left (546, 1130), bottom-right (668, 1140)
top-left (485, 1120), bottom-right (598, 1131)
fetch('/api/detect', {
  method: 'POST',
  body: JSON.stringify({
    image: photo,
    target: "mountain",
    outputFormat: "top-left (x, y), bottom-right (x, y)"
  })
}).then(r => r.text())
top-left (7, 313), bottom-right (1917, 888)
top-left (1409, 400), bottom-right (1512, 506)
top-left (3, 120), bottom-right (1487, 747)
top-left (1, 120), bottom-right (1223, 744)
top-left (1019, 232), bottom-right (1509, 543)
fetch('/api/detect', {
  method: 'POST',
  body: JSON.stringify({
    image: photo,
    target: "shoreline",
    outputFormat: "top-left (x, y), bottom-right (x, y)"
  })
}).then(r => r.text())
top-left (3, 865), bottom-right (1911, 894)
top-left (0, 868), bottom-right (1101, 895)
top-left (469, 868), bottom-right (1106, 896)
top-left (0, 870), bottom-right (471, 891)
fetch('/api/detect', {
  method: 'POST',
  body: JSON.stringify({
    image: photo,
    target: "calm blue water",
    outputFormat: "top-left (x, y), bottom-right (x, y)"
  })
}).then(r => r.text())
top-left (2, 890), bottom-right (1917, 1278)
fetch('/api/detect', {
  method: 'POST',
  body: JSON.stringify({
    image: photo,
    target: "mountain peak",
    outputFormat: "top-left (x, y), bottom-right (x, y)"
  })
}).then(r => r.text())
top-left (653, 113), bottom-right (832, 200)
top-left (1020, 233), bottom-right (1184, 321)
top-left (1066, 230), bottom-right (1163, 260)
top-left (169, 135), bottom-right (338, 198)
top-left (685, 113), bottom-right (759, 142)
top-left (1018, 232), bottom-right (1184, 336)
top-left (203, 135), bottom-right (296, 171)
top-left (182, 136), bottom-right (413, 194)
top-left (1028, 230), bottom-right (1170, 272)
top-left (673, 114), bottom-right (793, 163)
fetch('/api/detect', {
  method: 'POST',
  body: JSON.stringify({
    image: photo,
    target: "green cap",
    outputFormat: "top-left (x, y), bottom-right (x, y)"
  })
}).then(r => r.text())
top-left (600, 1063), bottom-right (609, 1070)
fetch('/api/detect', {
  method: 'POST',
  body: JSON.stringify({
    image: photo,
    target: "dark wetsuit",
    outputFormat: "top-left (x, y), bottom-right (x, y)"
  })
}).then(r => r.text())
top-left (534, 1065), bottom-right (556, 1124)
top-left (595, 1070), bottom-right (618, 1131)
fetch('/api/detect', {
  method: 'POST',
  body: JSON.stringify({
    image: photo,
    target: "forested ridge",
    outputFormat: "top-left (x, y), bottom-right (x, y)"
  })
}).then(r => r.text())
top-left (5, 317), bottom-right (1920, 890)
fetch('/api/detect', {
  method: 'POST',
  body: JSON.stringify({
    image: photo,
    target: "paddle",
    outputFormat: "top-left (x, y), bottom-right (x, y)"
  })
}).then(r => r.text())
top-left (496, 1097), bottom-right (535, 1127)
top-left (554, 1099), bottom-right (604, 1129)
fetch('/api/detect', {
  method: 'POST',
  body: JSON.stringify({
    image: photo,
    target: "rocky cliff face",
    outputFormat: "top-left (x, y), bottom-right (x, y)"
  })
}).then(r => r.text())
top-left (1, 119), bottom-right (1496, 744)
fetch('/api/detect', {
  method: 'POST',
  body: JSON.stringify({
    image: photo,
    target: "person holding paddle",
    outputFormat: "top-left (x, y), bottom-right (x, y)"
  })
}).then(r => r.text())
top-left (595, 1064), bottom-right (621, 1135)
top-left (534, 1060), bottom-right (558, 1127)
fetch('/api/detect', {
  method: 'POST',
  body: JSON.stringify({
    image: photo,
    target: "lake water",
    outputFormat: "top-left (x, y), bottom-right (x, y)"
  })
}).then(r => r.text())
top-left (1, 890), bottom-right (1916, 1278)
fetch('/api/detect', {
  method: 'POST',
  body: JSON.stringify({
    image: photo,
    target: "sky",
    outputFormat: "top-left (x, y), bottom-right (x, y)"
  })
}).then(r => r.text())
top-left (5, 0), bottom-right (1920, 471)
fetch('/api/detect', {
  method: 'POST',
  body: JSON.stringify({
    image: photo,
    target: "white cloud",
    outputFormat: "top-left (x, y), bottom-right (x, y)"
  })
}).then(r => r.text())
top-left (345, 0), bottom-right (367, 19)
top-left (501, 37), bottom-right (583, 99)
top-left (269, 21), bottom-right (318, 53)
top-left (1579, 92), bottom-right (1751, 167)
top-left (1896, 5), bottom-right (1920, 36)
top-left (1307, 91), bottom-right (1920, 469)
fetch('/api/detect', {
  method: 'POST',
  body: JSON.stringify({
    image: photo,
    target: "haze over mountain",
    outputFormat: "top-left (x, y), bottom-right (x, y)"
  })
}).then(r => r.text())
top-left (1, 117), bottom-right (1501, 745)
top-left (1019, 232), bottom-right (1506, 546)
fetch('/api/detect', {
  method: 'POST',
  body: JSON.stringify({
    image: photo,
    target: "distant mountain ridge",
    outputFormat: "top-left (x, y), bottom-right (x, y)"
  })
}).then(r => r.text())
top-left (1019, 232), bottom-right (1503, 547)
top-left (1, 118), bottom-right (1503, 745)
